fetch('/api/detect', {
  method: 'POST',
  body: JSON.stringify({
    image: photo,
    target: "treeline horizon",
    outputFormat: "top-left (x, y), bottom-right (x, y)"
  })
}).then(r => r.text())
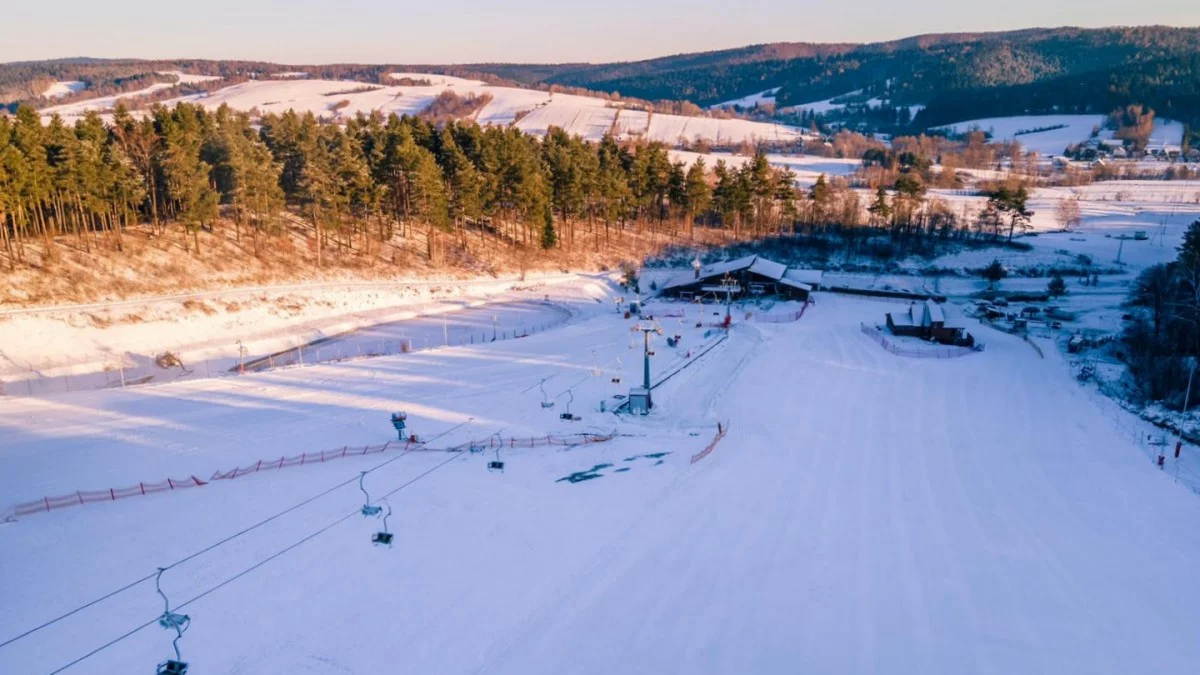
top-left (0, 100), bottom-right (1087, 276)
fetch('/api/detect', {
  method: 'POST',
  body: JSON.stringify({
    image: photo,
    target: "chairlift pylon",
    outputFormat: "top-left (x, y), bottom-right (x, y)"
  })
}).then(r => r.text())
top-left (372, 501), bottom-right (394, 547)
top-left (154, 568), bottom-right (190, 675)
top-left (359, 471), bottom-right (382, 517)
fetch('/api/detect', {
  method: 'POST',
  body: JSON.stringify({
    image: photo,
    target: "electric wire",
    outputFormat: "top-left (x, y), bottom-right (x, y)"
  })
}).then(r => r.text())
top-left (1, 418), bottom-right (472, 652)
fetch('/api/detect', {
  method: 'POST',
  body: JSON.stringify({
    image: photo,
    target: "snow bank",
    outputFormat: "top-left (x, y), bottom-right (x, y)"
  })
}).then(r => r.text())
top-left (0, 273), bottom-right (601, 387)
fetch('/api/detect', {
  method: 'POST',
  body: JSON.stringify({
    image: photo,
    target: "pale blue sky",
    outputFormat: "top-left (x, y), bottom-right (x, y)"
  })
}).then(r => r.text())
top-left (5, 0), bottom-right (1199, 64)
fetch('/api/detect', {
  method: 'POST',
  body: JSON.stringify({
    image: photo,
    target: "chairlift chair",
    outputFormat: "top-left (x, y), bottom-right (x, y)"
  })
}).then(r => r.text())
top-left (154, 568), bottom-right (190, 675)
top-left (359, 472), bottom-right (382, 517)
top-left (157, 660), bottom-right (188, 675)
top-left (559, 389), bottom-right (580, 421)
top-left (539, 378), bottom-right (555, 409)
top-left (488, 447), bottom-right (505, 472)
top-left (372, 502), bottom-right (394, 547)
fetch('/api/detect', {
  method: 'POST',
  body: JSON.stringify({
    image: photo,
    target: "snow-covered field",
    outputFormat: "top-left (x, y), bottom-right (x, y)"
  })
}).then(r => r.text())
top-left (39, 72), bottom-right (216, 120)
top-left (3, 289), bottom-right (1199, 674)
top-left (669, 150), bottom-right (860, 187)
top-left (163, 71), bottom-right (221, 85)
top-left (711, 87), bottom-right (779, 109)
top-left (778, 89), bottom-right (861, 115)
top-left (37, 73), bottom-right (805, 146)
top-left (40, 81), bottom-right (86, 98)
top-left (933, 115), bottom-right (1187, 156)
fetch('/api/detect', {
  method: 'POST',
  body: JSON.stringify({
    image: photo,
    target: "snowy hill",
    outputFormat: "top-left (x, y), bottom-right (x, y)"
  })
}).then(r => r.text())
top-left (3, 288), bottom-right (1200, 673)
top-left (40, 74), bottom-right (807, 146)
top-left (933, 115), bottom-right (1187, 156)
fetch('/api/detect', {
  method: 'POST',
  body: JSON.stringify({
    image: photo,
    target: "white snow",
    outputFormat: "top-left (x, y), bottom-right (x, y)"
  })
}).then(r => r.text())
top-left (387, 72), bottom-right (487, 87)
top-left (934, 115), bottom-right (1107, 156)
top-left (778, 89), bottom-right (862, 115)
top-left (158, 71), bottom-right (222, 85)
top-left (711, 88), bottom-right (780, 109)
top-left (933, 115), bottom-right (1186, 157)
top-left (40, 81), bottom-right (85, 98)
top-left (0, 273), bottom-right (594, 391)
top-left (33, 72), bottom-right (805, 146)
top-left (40, 82), bottom-right (180, 118)
top-left (144, 75), bottom-right (806, 146)
top-left (2, 289), bottom-right (1199, 674)
top-left (669, 150), bottom-right (860, 187)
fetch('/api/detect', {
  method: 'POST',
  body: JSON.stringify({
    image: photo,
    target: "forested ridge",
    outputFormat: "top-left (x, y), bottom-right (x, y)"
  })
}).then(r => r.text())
top-left (7, 26), bottom-right (1199, 138)
top-left (0, 102), bottom-right (818, 287)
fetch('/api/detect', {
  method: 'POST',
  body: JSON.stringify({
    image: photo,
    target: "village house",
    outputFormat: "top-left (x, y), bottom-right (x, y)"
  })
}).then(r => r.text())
top-left (885, 300), bottom-right (975, 347)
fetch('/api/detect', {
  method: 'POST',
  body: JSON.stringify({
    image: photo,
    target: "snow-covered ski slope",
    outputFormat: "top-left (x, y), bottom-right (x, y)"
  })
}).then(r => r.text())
top-left (2, 291), bottom-right (1199, 674)
top-left (41, 74), bottom-right (806, 146)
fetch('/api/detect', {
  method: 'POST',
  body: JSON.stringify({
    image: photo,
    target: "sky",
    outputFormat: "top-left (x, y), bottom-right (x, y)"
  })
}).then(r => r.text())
top-left (4, 0), bottom-right (1200, 64)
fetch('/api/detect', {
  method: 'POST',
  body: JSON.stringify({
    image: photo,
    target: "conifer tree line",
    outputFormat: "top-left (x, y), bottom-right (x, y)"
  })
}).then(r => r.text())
top-left (0, 102), bottom-right (820, 270)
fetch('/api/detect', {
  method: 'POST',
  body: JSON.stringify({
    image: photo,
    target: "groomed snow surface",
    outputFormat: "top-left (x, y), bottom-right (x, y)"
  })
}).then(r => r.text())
top-left (2, 288), bottom-right (1199, 674)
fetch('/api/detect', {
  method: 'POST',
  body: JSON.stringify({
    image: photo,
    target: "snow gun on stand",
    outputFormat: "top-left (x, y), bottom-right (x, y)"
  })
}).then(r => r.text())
top-left (391, 411), bottom-right (416, 442)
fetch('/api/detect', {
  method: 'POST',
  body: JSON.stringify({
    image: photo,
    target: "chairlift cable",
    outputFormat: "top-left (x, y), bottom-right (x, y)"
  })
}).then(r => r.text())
top-left (44, 426), bottom-right (488, 674)
top-left (1, 418), bottom-right (472, 652)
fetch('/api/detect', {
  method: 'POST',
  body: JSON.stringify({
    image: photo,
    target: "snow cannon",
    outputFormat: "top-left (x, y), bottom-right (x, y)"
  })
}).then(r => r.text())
top-left (390, 412), bottom-right (408, 440)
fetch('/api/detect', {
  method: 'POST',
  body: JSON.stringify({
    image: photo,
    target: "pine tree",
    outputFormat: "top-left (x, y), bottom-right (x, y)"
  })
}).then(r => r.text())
top-left (1177, 219), bottom-right (1200, 272)
top-left (1048, 273), bottom-right (1067, 297)
top-left (682, 159), bottom-right (710, 238)
top-left (982, 259), bottom-right (1007, 289)
top-left (867, 187), bottom-right (891, 226)
top-left (809, 174), bottom-right (832, 224)
top-left (540, 206), bottom-right (557, 249)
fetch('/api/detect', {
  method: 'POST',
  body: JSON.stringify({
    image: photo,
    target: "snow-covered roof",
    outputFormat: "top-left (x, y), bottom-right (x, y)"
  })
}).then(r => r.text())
top-left (778, 277), bottom-right (812, 293)
top-left (924, 300), bottom-right (944, 325)
top-left (888, 307), bottom-right (918, 327)
top-left (662, 255), bottom-right (757, 290)
top-left (748, 257), bottom-right (787, 281)
top-left (939, 302), bottom-right (967, 329)
top-left (784, 268), bottom-right (823, 286)
top-left (662, 256), bottom-right (822, 294)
